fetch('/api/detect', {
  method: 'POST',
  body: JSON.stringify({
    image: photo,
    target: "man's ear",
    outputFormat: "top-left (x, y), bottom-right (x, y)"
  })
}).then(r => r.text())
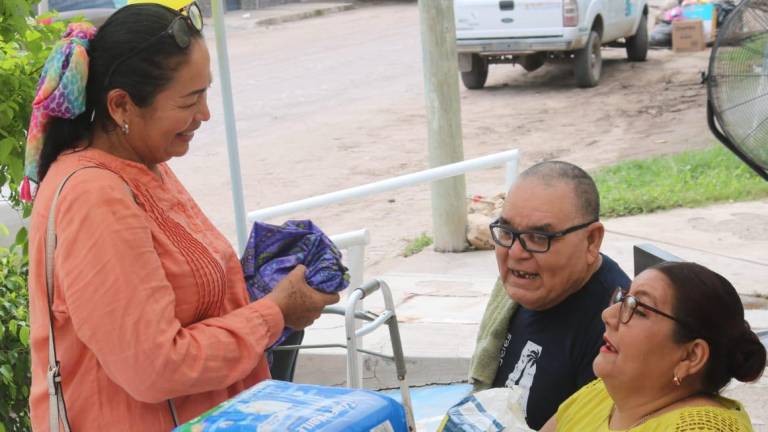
top-left (676, 338), bottom-right (710, 382)
top-left (106, 88), bottom-right (135, 127)
top-left (585, 221), bottom-right (604, 264)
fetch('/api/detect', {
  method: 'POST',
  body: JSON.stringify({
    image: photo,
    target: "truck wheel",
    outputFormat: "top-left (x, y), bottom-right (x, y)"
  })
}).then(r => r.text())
top-left (461, 54), bottom-right (489, 90)
top-left (626, 14), bottom-right (648, 61)
top-left (575, 30), bottom-right (602, 88)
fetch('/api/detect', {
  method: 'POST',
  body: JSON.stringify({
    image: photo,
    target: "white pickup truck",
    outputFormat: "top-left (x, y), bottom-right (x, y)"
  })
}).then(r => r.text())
top-left (454, 0), bottom-right (648, 88)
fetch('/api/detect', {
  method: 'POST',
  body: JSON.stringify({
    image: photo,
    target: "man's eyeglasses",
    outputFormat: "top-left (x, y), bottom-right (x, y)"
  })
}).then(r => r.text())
top-left (611, 288), bottom-right (696, 334)
top-left (489, 219), bottom-right (597, 253)
top-left (104, 2), bottom-right (204, 87)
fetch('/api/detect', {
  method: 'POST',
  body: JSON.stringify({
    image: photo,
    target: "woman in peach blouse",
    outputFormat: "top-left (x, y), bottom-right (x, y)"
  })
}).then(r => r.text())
top-left (25, 3), bottom-right (338, 430)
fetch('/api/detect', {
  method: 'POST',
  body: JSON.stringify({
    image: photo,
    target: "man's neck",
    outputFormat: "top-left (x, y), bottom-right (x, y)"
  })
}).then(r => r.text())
top-left (589, 253), bottom-right (604, 279)
top-left (569, 253), bottom-right (603, 298)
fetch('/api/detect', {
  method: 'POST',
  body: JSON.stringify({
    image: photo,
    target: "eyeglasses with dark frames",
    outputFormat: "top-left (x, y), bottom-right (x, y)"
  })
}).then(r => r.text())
top-left (179, 1), bottom-right (204, 32)
top-left (610, 288), bottom-right (697, 334)
top-left (104, 2), bottom-right (204, 88)
top-left (488, 219), bottom-right (598, 253)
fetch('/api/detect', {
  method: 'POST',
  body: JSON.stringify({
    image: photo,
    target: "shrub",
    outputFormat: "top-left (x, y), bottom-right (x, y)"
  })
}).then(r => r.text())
top-left (1, 0), bottom-right (66, 210)
top-left (0, 240), bottom-right (30, 432)
top-left (1, 1), bottom-right (68, 430)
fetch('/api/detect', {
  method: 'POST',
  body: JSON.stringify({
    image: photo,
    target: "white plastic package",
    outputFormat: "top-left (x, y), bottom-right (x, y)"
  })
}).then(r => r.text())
top-left (437, 386), bottom-right (534, 432)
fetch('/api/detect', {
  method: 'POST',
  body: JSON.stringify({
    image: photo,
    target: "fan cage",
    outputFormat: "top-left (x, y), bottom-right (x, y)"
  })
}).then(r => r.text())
top-left (708, 0), bottom-right (768, 174)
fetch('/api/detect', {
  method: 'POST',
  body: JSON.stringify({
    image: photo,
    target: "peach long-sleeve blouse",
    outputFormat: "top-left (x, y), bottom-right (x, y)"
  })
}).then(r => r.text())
top-left (28, 148), bottom-right (284, 431)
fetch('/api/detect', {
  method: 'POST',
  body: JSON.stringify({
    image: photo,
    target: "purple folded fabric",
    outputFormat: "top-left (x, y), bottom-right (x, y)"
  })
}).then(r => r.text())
top-left (241, 220), bottom-right (349, 348)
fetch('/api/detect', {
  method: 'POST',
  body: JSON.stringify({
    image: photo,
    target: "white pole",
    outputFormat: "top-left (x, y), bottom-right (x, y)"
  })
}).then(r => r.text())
top-left (211, 0), bottom-right (248, 252)
top-left (248, 149), bottom-right (520, 222)
top-left (329, 228), bottom-right (370, 251)
top-left (505, 158), bottom-right (519, 192)
top-left (418, 0), bottom-right (467, 252)
top-left (344, 246), bottom-right (366, 291)
top-left (329, 228), bottom-right (369, 291)
top-left (347, 242), bottom-right (365, 388)
top-left (38, 0), bottom-right (49, 14)
top-left (329, 228), bottom-right (369, 389)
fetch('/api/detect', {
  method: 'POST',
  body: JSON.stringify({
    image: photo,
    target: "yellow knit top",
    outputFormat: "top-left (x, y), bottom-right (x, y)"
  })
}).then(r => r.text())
top-left (555, 379), bottom-right (754, 431)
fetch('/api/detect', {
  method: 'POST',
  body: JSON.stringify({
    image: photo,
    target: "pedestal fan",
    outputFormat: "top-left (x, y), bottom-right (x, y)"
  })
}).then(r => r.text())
top-left (708, 0), bottom-right (768, 180)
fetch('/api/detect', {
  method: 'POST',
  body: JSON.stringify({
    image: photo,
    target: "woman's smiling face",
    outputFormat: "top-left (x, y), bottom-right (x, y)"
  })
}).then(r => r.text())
top-left (127, 37), bottom-right (211, 166)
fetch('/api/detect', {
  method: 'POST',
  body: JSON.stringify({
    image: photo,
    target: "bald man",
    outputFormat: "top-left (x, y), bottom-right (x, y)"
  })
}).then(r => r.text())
top-left (469, 161), bottom-right (630, 430)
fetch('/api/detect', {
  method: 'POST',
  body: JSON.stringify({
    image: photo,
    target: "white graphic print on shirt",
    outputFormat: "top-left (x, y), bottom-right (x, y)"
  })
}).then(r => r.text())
top-left (504, 340), bottom-right (542, 417)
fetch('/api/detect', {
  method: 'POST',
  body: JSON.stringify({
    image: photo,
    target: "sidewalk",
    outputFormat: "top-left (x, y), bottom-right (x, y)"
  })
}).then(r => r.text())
top-left (296, 199), bottom-right (768, 428)
top-left (210, 1), bottom-right (356, 32)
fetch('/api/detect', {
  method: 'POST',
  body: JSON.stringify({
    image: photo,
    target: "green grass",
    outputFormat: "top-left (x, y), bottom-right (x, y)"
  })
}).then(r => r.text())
top-left (403, 232), bottom-right (433, 257)
top-left (594, 145), bottom-right (768, 218)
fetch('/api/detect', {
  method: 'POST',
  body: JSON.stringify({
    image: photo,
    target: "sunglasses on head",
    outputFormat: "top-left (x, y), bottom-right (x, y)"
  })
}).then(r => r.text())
top-left (179, 1), bottom-right (204, 34)
top-left (104, 2), bottom-right (204, 87)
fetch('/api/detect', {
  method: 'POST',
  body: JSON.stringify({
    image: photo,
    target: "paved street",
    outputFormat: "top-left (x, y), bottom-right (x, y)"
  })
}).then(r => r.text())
top-left (172, 1), bottom-right (715, 270)
top-left (173, 2), bottom-right (431, 264)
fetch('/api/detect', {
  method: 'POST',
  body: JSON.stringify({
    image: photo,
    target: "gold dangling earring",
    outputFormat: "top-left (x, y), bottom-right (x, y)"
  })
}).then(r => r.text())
top-left (673, 373), bottom-right (682, 386)
top-left (122, 122), bottom-right (130, 135)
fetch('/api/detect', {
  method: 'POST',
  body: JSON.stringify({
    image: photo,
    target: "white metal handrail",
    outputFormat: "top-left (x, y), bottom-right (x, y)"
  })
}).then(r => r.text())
top-left (329, 229), bottom-right (369, 291)
top-left (246, 149), bottom-right (519, 226)
top-left (329, 228), bottom-right (369, 381)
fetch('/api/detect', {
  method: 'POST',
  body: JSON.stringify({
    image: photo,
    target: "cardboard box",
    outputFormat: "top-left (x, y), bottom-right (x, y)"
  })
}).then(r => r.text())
top-left (682, 3), bottom-right (717, 42)
top-left (672, 20), bottom-right (706, 52)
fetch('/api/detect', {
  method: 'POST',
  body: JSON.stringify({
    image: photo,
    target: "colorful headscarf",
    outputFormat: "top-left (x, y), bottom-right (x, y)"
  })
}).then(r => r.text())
top-left (21, 22), bottom-right (97, 201)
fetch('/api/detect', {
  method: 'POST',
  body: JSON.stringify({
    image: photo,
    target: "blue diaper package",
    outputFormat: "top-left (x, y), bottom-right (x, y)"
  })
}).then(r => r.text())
top-left (174, 380), bottom-right (408, 431)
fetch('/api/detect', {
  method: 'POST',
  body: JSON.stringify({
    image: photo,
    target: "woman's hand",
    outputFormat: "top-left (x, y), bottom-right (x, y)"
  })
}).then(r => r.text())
top-left (266, 265), bottom-right (341, 330)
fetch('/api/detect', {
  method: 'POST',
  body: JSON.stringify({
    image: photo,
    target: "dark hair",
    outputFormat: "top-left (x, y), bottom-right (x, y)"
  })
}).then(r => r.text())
top-left (652, 261), bottom-right (767, 393)
top-left (38, 4), bottom-right (203, 182)
top-left (519, 161), bottom-right (600, 220)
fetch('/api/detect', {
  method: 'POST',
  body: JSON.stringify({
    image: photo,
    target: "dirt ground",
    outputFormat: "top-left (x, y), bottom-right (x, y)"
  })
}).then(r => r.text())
top-left (171, 2), bottom-right (716, 270)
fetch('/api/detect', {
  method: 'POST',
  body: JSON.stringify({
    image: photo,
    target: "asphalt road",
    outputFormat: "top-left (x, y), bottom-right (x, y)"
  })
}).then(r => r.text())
top-left (173, 1), bottom-right (714, 266)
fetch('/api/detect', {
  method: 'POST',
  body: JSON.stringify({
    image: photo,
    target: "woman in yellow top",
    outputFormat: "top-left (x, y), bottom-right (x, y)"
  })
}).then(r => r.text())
top-left (541, 262), bottom-right (765, 431)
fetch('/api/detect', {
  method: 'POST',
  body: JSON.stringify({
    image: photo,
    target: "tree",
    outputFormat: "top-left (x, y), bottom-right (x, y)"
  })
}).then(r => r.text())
top-left (0, 2), bottom-right (66, 429)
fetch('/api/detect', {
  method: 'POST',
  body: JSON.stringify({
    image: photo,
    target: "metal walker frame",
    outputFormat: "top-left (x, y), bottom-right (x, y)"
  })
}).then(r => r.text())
top-left (273, 279), bottom-right (416, 431)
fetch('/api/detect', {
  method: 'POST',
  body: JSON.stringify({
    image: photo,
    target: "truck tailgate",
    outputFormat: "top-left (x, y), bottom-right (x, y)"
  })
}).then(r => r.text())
top-left (455, 0), bottom-right (565, 39)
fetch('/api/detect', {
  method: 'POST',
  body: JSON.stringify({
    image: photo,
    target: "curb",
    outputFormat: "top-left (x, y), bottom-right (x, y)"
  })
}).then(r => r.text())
top-left (254, 3), bottom-right (356, 27)
top-left (293, 352), bottom-right (470, 389)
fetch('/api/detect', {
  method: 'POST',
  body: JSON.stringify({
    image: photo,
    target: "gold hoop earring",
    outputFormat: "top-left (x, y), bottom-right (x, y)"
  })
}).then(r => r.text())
top-left (122, 122), bottom-right (130, 135)
top-left (673, 373), bottom-right (682, 386)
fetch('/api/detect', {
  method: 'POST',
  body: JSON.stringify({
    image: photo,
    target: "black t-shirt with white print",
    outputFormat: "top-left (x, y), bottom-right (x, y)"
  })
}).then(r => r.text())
top-left (491, 254), bottom-right (630, 430)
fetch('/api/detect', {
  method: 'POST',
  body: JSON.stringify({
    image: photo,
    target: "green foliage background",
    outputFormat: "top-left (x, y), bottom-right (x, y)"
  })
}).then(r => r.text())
top-left (0, 243), bottom-right (30, 432)
top-left (0, 1), bottom-right (66, 430)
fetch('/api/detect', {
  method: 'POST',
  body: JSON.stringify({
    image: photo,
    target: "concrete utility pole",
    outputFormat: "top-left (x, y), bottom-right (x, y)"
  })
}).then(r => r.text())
top-left (418, 0), bottom-right (468, 252)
